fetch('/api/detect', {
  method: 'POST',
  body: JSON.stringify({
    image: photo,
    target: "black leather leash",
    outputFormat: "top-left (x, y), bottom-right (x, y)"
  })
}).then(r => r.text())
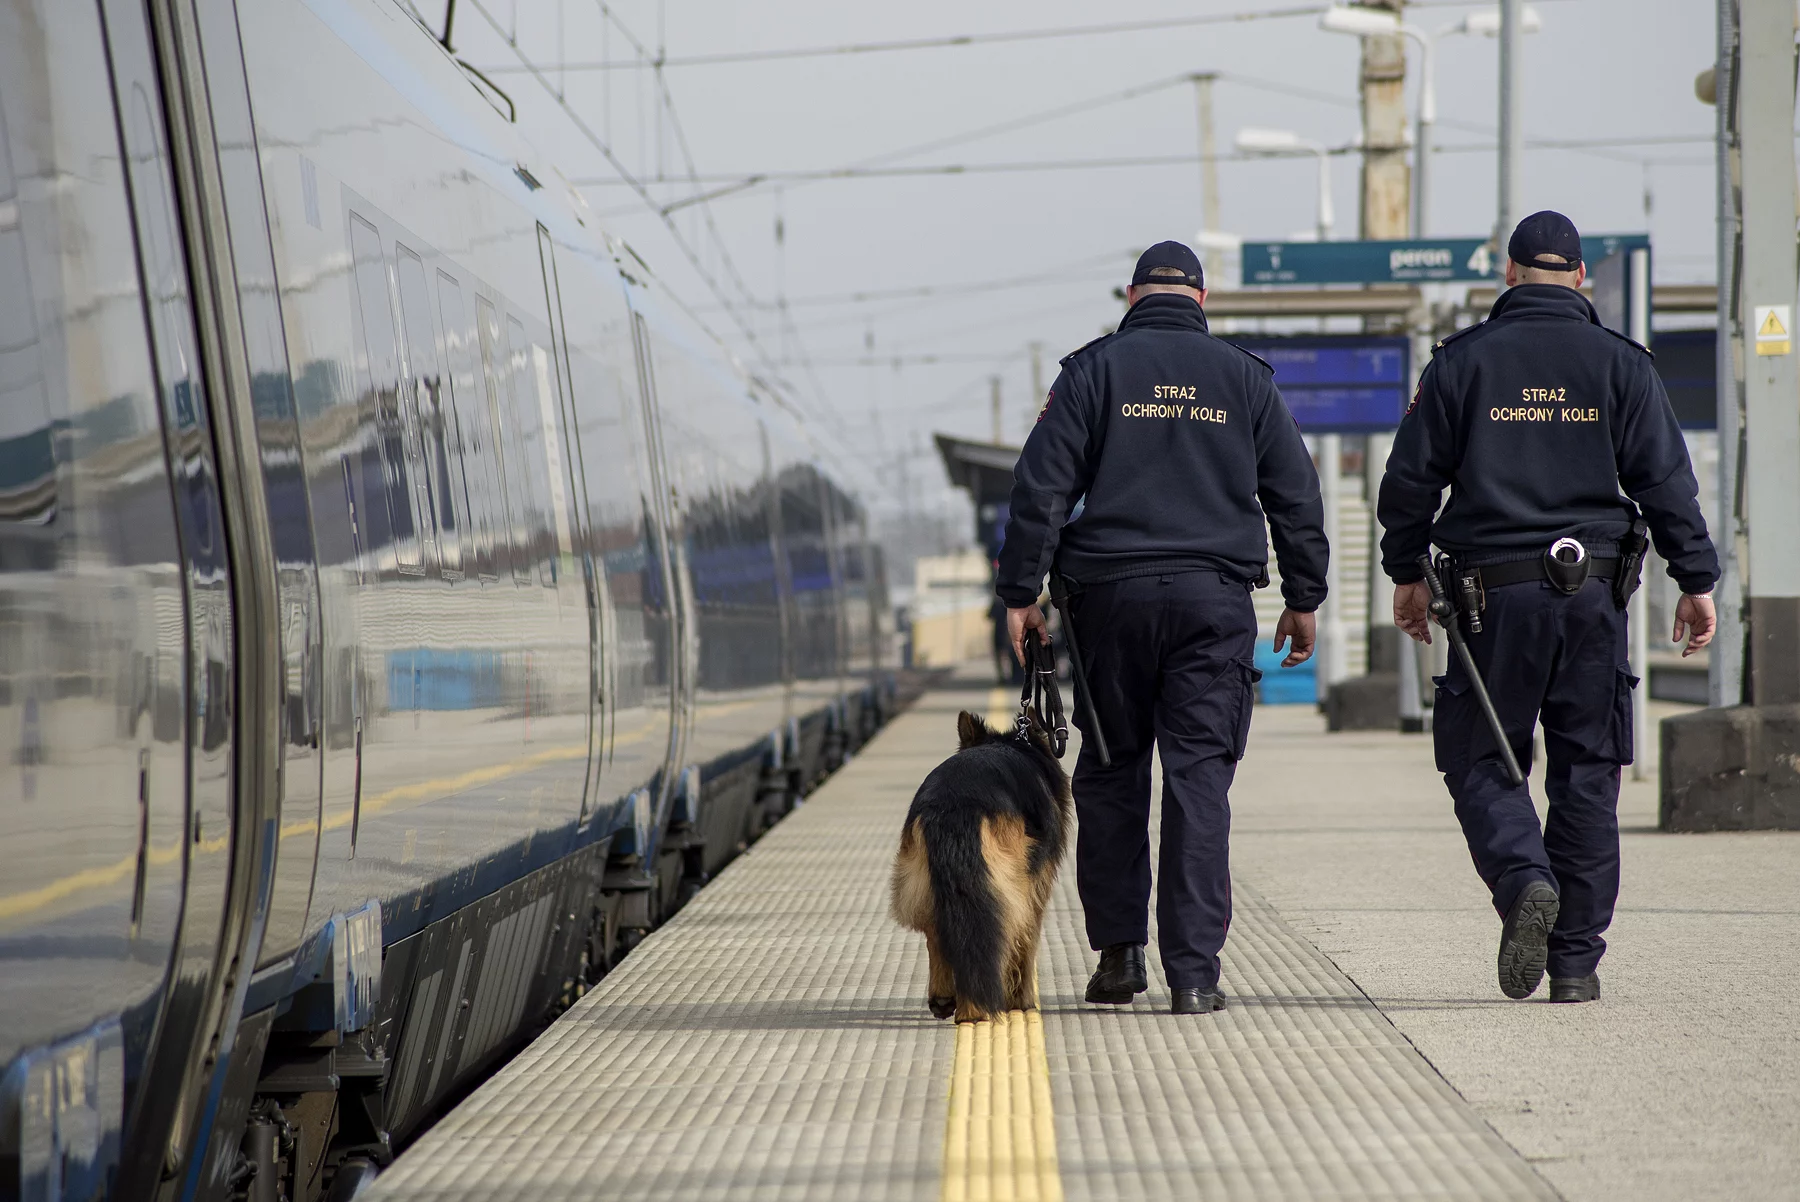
top-left (1016, 636), bottom-right (1069, 759)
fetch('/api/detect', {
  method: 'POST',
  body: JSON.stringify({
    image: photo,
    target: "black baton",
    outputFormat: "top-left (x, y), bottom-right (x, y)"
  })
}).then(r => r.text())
top-left (1047, 575), bottom-right (1112, 768)
top-left (1418, 555), bottom-right (1525, 788)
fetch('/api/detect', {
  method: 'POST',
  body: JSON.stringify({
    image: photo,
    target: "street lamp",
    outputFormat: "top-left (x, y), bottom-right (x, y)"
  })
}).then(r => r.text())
top-left (1234, 127), bottom-right (1335, 241)
top-left (1318, 5), bottom-right (1541, 236)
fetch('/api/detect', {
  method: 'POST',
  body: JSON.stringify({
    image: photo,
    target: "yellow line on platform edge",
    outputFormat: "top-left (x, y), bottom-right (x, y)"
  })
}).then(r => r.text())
top-left (986, 686), bottom-right (1013, 732)
top-left (941, 1009), bottom-right (1062, 1202)
top-left (939, 687), bottom-right (1063, 1200)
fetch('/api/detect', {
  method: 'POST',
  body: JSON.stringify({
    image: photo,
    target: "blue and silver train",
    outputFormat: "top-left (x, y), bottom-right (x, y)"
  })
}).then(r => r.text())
top-left (0, 1), bottom-right (895, 1198)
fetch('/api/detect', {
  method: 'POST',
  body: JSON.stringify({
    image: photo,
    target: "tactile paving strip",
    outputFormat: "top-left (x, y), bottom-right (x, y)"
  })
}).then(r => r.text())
top-left (1037, 771), bottom-right (1559, 1202)
top-left (369, 687), bottom-right (1558, 1202)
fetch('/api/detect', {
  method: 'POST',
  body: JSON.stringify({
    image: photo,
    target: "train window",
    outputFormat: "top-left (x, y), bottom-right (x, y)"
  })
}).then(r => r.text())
top-left (348, 212), bottom-right (419, 571)
top-left (506, 315), bottom-right (553, 587)
top-left (474, 297), bottom-right (517, 581)
top-left (426, 270), bottom-right (466, 577)
top-left (393, 244), bottom-right (445, 572)
top-left (528, 340), bottom-right (572, 588)
top-left (440, 278), bottom-right (491, 579)
top-left (0, 105), bottom-right (55, 527)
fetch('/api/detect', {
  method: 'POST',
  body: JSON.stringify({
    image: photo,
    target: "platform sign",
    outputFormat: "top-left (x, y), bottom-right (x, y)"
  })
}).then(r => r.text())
top-left (1228, 335), bottom-right (1411, 432)
top-left (1240, 234), bottom-right (1649, 287)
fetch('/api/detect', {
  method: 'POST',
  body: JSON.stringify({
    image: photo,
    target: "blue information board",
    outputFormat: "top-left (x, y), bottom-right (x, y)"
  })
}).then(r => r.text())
top-left (1228, 335), bottom-right (1412, 432)
top-left (1240, 234), bottom-right (1649, 286)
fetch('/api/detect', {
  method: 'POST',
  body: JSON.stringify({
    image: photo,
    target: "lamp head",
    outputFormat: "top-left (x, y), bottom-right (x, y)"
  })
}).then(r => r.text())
top-left (1234, 127), bottom-right (1303, 154)
top-left (1459, 5), bottom-right (1542, 36)
top-left (1319, 5), bottom-right (1401, 37)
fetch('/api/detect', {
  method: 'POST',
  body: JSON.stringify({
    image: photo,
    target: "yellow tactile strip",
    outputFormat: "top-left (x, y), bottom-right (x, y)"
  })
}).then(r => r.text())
top-left (937, 686), bottom-right (1065, 1202)
top-left (942, 1010), bottom-right (1063, 1202)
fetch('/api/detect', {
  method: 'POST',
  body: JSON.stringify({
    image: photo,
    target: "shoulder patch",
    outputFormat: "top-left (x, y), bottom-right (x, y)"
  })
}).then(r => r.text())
top-left (1060, 330), bottom-right (1116, 367)
top-left (1599, 325), bottom-right (1655, 358)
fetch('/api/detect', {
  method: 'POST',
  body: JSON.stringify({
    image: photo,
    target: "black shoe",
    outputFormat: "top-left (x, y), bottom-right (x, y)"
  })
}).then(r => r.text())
top-left (1170, 987), bottom-right (1226, 1014)
top-left (1548, 973), bottom-right (1600, 1003)
top-left (1085, 943), bottom-right (1148, 1004)
top-left (1497, 880), bottom-right (1559, 1000)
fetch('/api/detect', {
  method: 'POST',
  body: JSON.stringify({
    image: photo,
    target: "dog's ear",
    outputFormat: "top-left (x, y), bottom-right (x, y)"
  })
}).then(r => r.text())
top-left (956, 710), bottom-right (989, 749)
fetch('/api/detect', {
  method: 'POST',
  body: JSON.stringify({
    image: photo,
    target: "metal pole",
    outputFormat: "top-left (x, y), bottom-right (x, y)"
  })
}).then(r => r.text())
top-left (1193, 73), bottom-right (1222, 280)
top-left (1412, 32), bottom-right (1434, 236)
top-left (1628, 246), bottom-right (1652, 778)
top-left (1495, 0), bottom-right (1524, 243)
top-left (1710, 0), bottom-right (1744, 708)
top-left (1737, 0), bottom-right (1800, 706)
top-left (990, 376), bottom-right (1002, 444)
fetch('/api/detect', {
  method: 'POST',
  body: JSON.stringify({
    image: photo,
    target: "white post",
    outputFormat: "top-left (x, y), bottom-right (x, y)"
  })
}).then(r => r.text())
top-left (1319, 433), bottom-right (1345, 694)
top-left (1404, 27), bottom-right (1436, 236)
top-left (1315, 149), bottom-right (1336, 241)
top-left (1709, 0), bottom-right (1744, 708)
top-left (1628, 246), bottom-right (1652, 779)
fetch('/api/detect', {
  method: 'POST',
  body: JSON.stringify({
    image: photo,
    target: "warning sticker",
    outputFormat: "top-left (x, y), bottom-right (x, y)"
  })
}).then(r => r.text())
top-left (1754, 304), bottom-right (1791, 356)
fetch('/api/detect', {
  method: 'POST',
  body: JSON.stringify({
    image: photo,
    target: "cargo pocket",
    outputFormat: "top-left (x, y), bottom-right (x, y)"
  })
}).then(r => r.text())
top-left (1231, 660), bottom-right (1264, 760)
top-left (1605, 665), bottom-right (1641, 765)
top-left (1431, 672), bottom-right (1473, 774)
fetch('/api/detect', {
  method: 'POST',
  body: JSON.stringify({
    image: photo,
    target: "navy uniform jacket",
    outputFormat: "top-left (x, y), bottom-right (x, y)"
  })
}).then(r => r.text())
top-left (995, 293), bottom-right (1329, 611)
top-left (1378, 284), bottom-right (1719, 593)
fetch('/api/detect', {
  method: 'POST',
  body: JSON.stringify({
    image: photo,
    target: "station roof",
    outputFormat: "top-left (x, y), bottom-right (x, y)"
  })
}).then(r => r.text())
top-left (935, 433), bottom-right (1019, 509)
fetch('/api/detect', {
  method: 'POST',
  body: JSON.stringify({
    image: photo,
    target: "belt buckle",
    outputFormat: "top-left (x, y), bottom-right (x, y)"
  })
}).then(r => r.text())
top-left (1543, 537), bottom-right (1589, 595)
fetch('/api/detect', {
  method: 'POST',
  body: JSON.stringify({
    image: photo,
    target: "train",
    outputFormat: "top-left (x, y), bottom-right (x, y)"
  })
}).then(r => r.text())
top-left (0, 1), bottom-right (896, 1199)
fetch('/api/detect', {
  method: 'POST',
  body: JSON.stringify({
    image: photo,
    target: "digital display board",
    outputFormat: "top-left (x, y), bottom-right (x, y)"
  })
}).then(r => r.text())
top-left (1226, 335), bottom-right (1412, 432)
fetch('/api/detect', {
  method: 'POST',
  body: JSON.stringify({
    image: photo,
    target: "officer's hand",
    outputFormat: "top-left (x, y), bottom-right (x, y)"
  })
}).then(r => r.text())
top-left (1008, 604), bottom-right (1049, 666)
top-left (1273, 608), bottom-right (1315, 668)
top-left (1393, 581), bottom-right (1434, 645)
top-left (1674, 592), bottom-right (1716, 658)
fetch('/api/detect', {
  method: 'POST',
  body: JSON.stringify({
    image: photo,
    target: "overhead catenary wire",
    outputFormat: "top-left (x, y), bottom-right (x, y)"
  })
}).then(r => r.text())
top-left (460, 0), bottom-right (882, 458)
top-left (474, 4), bottom-right (1333, 73)
top-left (691, 248), bottom-right (1139, 313)
top-left (579, 135), bottom-right (1718, 212)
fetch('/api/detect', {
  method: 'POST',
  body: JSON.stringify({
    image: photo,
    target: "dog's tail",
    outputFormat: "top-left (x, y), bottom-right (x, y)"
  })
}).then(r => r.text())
top-left (923, 810), bottom-right (1006, 1016)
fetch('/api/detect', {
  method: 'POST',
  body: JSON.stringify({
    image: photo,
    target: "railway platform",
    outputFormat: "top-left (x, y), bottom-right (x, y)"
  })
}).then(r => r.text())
top-left (366, 676), bottom-right (1800, 1202)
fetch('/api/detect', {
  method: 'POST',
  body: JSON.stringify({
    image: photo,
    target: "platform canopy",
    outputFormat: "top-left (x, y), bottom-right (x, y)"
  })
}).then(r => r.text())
top-left (935, 433), bottom-right (1020, 559)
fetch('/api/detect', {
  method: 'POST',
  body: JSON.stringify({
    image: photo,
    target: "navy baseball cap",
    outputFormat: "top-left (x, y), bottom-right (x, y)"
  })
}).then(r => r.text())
top-left (1507, 210), bottom-right (1583, 271)
top-left (1131, 240), bottom-right (1205, 290)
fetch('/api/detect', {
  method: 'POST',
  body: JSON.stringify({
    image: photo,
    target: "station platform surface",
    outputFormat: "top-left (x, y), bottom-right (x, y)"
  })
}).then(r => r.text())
top-left (368, 676), bottom-right (1800, 1202)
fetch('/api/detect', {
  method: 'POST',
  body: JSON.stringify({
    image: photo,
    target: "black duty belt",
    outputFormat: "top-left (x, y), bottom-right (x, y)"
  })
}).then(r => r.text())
top-left (1463, 556), bottom-right (1620, 588)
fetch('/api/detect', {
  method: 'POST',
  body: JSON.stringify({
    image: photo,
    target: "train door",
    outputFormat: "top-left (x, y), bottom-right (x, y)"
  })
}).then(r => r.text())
top-left (628, 312), bottom-right (696, 827)
top-left (536, 224), bottom-right (603, 827)
top-left (195, 0), bottom-right (325, 970)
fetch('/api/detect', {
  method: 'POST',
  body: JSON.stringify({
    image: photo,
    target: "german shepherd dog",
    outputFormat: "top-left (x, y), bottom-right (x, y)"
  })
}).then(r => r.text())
top-left (890, 708), bottom-right (1073, 1022)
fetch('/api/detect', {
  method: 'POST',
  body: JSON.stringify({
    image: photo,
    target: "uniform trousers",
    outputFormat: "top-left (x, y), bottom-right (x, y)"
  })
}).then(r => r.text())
top-left (1065, 571), bottom-right (1259, 990)
top-left (1433, 575), bottom-right (1636, 977)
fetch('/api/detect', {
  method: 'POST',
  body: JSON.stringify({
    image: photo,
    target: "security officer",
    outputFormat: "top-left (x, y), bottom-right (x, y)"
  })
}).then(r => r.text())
top-left (998, 241), bottom-right (1328, 1015)
top-left (1379, 211), bottom-right (1719, 1004)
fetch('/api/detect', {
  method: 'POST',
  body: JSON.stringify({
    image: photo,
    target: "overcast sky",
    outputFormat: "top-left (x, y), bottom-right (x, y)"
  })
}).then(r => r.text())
top-left (450, 0), bottom-right (1719, 543)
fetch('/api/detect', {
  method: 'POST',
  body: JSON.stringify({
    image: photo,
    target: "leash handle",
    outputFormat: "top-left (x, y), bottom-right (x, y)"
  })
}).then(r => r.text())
top-left (1017, 636), bottom-right (1069, 758)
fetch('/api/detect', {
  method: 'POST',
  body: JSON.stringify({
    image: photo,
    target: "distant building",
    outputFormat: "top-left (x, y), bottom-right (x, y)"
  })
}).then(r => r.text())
top-left (908, 550), bottom-right (993, 667)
